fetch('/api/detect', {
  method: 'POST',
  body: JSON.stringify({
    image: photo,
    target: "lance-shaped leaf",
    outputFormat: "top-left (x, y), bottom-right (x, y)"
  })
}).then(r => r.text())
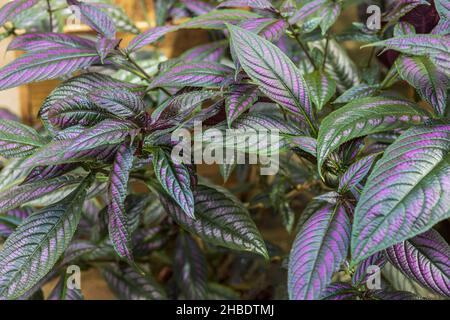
top-left (227, 24), bottom-right (315, 130)
top-left (0, 207), bottom-right (31, 238)
top-left (161, 184), bottom-right (268, 259)
top-left (369, 290), bottom-right (421, 300)
top-left (102, 265), bottom-right (167, 300)
top-left (0, 158), bottom-right (27, 191)
top-left (7, 33), bottom-right (96, 52)
top-left (181, 0), bottom-right (214, 15)
top-left (365, 35), bottom-right (450, 76)
top-left (338, 154), bottom-right (378, 193)
top-left (225, 84), bottom-right (259, 127)
top-left (0, 176), bottom-right (91, 299)
top-left (42, 73), bottom-right (142, 130)
top-left (319, 2), bottom-right (341, 35)
top-left (0, 48), bottom-right (100, 91)
top-left (149, 62), bottom-right (234, 89)
top-left (313, 39), bottom-right (361, 93)
top-left (431, 18), bottom-right (450, 36)
top-left (317, 97), bottom-right (429, 177)
top-left (288, 203), bottom-right (351, 300)
top-left (127, 26), bottom-right (177, 53)
top-left (88, 89), bottom-right (145, 124)
top-left (435, 0), bottom-right (450, 19)
top-left (107, 143), bottom-right (135, 261)
top-left (0, 0), bottom-right (39, 26)
top-left (289, 0), bottom-right (328, 25)
top-left (396, 55), bottom-right (448, 116)
top-left (174, 233), bottom-right (207, 299)
top-left (385, 229), bottom-right (450, 297)
top-left (181, 9), bottom-right (260, 29)
top-left (239, 18), bottom-right (288, 42)
top-left (217, 0), bottom-right (274, 10)
top-left (0, 174), bottom-right (84, 214)
top-left (304, 71), bottom-right (336, 111)
top-left (352, 251), bottom-right (386, 286)
top-left (93, 2), bottom-right (139, 34)
top-left (67, 0), bottom-right (116, 39)
top-left (179, 40), bottom-right (228, 62)
top-left (96, 37), bottom-right (120, 63)
top-left (320, 282), bottom-right (358, 300)
top-left (394, 22), bottom-right (416, 37)
top-left (351, 124), bottom-right (450, 263)
top-left (153, 148), bottom-right (194, 218)
top-left (289, 136), bottom-right (317, 158)
top-left (48, 275), bottom-right (84, 300)
top-left (0, 119), bottom-right (46, 158)
top-left (23, 163), bottom-right (78, 184)
top-left (333, 84), bottom-right (378, 104)
top-left (67, 119), bottom-right (138, 153)
top-left (382, 0), bottom-right (430, 23)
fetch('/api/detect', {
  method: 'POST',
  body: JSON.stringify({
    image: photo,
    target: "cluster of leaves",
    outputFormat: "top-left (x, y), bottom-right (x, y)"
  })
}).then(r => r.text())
top-left (0, 0), bottom-right (449, 300)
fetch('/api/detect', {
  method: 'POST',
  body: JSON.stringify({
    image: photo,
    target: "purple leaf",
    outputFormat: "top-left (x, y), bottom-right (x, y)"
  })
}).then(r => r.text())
top-left (127, 26), bottom-right (177, 53)
top-left (333, 84), bottom-right (379, 104)
top-left (88, 89), bottom-right (145, 125)
top-left (382, 0), bottom-right (430, 23)
top-left (41, 73), bottom-right (142, 131)
top-left (227, 24), bottom-right (316, 132)
top-left (160, 184), bottom-right (268, 258)
top-left (338, 154), bottom-right (378, 193)
top-left (179, 40), bottom-right (228, 62)
top-left (108, 143), bottom-right (135, 261)
top-left (394, 22), bottom-right (416, 37)
top-left (102, 265), bottom-right (167, 300)
top-left (395, 55), bottom-right (448, 116)
top-left (0, 0), bottom-right (39, 26)
top-left (0, 48), bottom-right (100, 91)
top-left (0, 207), bottom-right (31, 238)
top-left (317, 97), bottom-right (429, 177)
top-left (0, 176), bottom-right (92, 299)
top-left (239, 18), bottom-right (288, 42)
top-left (149, 62), bottom-right (234, 89)
top-left (66, 119), bottom-right (138, 153)
top-left (67, 0), bottom-right (116, 39)
top-left (320, 282), bottom-right (358, 300)
top-left (288, 203), bottom-right (351, 300)
top-left (289, 136), bottom-right (317, 157)
top-left (370, 290), bottom-right (421, 300)
top-left (217, 0), bottom-right (275, 10)
top-left (288, 0), bottom-right (327, 25)
top-left (23, 163), bottom-right (78, 184)
top-left (181, 0), bottom-right (215, 15)
top-left (153, 148), bottom-right (194, 218)
top-left (431, 18), bottom-right (450, 36)
top-left (385, 229), bottom-right (450, 297)
top-left (435, 0), bottom-right (450, 19)
top-left (174, 232), bottom-right (207, 299)
top-left (7, 33), bottom-right (96, 52)
top-left (225, 84), bottom-right (259, 127)
top-left (352, 252), bottom-right (387, 286)
top-left (181, 9), bottom-right (260, 29)
top-left (366, 35), bottom-right (450, 76)
top-left (352, 124), bottom-right (450, 263)
top-left (0, 119), bottom-right (47, 158)
top-left (96, 37), bottom-right (120, 63)
top-left (0, 174), bottom-right (84, 214)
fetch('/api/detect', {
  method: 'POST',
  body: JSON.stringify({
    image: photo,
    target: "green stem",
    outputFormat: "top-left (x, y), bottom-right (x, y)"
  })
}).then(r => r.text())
top-left (46, 0), bottom-right (53, 32)
top-left (289, 25), bottom-right (317, 70)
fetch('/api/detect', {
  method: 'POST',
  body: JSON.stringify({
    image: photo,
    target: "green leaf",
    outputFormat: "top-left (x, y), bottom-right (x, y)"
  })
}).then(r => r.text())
top-left (317, 97), bottom-right (429, 177)
top-left (351, 124), bottom-right (450, 263)
top-left (0, 119), bottom-right (47, 158)
top-left (153, 148), bottom-right (195, 218)
top-left (304, 71), bottom-right (336, 111)
top-left (0, 176), bottom-right (92, 299)
top-left (161, 184), bottom-right (268, 259)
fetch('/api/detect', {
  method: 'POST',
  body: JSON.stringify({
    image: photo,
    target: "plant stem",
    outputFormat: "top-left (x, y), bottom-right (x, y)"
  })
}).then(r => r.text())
top-left (288, 25), bottom-right (317, 70)
top-left (46, 0), bottom-right (53, 32)
top-left (322, 35), bottom-right (330, 70)
top-left (119, 49), bottom-right (153, 83)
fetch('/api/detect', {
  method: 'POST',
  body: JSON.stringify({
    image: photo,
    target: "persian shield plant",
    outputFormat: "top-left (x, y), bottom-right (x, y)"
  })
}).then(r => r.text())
top-left (0, 0), bottom-right (448, 300)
